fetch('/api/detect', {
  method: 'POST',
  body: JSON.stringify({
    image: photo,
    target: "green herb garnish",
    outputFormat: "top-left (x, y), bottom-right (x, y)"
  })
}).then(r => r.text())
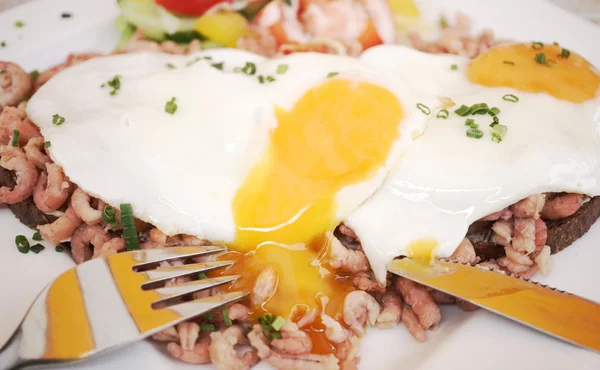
top-left (15, 21), bottom-right (24, 28)
top-left (223, 307), bottom-right (232, 326)
top-left (450, 64), bottom-right (458, 71)
top-left (436, 109), bottom-right (449, 119)
top-left (15, 235), bottom-right (29, 253)
top-left (277, 64), bottom-right (288, 74)
top-left (502, 94), bottom-right (519, 102)
top-left (466, 127), bottom-right (483, 139)
top-left (416, 103), bottom-right (430, 115)
top-left (44, 141), bottom-right (51, 148)
top-left (102, 75), bottom-right (122, 96)
top-left (30, 244), bottom-right (45, 254)
top-left (29, 70), bottom-right (39, 80)
top-left (102, 205), bottom-right (119, 228)
top-left (120, 203), bottom-right (140, 251)
top-left (165, 97), bottom-right (178, 115)
top-left (241, 62), bottom-right (256, 75)
top-left (52, 114), bottom-right (65, 126)
top-left (11, 130), bottom-right (19, 147)
top-left (327, 72), bottom-right (339, 78)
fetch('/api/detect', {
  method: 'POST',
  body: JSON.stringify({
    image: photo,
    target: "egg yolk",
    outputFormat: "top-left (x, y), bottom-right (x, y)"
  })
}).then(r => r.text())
top-left (223, 79), bottom-right (403, 344)
top-left (468, 42), bottom-right (600, 103)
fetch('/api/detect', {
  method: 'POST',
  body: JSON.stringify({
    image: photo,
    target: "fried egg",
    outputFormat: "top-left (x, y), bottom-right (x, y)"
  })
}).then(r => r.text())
top-left (347, 42), bottom-right (600, 282)
top-left (26, 48), bottom-right (426, 339)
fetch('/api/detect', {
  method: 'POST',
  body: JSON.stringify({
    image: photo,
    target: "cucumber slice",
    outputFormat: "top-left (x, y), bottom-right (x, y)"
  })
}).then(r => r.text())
top-left (118, 0), bottom-right (197, 40)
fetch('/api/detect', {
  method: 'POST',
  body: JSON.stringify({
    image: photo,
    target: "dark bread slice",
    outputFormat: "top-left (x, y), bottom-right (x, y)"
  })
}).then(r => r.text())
top-left (468, 196), bottom-right (600, 260)
top-left (0, 165), bottom-right (57, 229)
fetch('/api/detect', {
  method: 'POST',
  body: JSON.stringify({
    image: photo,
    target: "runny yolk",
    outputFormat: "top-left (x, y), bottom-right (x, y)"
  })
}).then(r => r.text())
top-left (226, 79), bottom-right (403, 346)
top-left (406, 238), bottom-right (438, 265)
top-left (468, 42), bottom-right (600, 103)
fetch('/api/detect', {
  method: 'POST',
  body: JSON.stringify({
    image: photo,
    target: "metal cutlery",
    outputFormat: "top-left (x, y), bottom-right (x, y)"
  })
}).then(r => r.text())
top-left (0, 246), bottom-right (246, 370)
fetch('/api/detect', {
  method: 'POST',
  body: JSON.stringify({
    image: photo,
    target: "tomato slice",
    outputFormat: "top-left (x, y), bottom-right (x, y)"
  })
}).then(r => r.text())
top-left (155, 0), bottom-right (232, 16)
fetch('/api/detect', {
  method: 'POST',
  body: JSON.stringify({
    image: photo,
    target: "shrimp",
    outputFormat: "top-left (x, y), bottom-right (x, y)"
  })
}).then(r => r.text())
top-left (141, 240), bottom-right (163, 249)
top-left (92, 237), bottom-right (125, 259)
top-left (0, 62), bottom-right (33, 108)
top-left (456, 300), bottom-right (479, 311)
top-left (449, 238), bottom-right (478, 264)
top-left (321, 314), bottom-right (349, 343)
top-left (497, 256), bottom-right (531, 274)
top-left (34, 53), bottom-right (100, 91)
top-left (338, 223), bottom-right (358, 241)
top-left (271, 321), bottom-right (312, 354)
top-left (534, 245), bottom-right (552, 276)
top-left (479, 207), bottom-right (512, 221)
top-left (208, 326), bottom-right (257, 370)
top-left (212, 303), bottom-right (250, 326)
top-left (181, 234), bottom-right (211, 246)
top-left (0, 107), bottom-right (40, 146)
top-left (167, 323), bottom-right (210, 364)
top-left (491, 219), bottom-right (513, 247)
top-left (511, 194), bottom-right (545, 219)
top-left (248, 324), bottom-right (272, 360)
top-left (394, 277), bottom-right (440, 330)
top-left (33, 163), bottom-right (71, 213)
top-left (160, 40), bottom-right (187, 54)
top-left (503, 246), bottom-right (533, 266)
top-left (401, 307), bottom-right (426, 343)
top-left (266, 352), bottom-right (340, 370)
top-left (541, 193), bottom-right (583, 220)
top-left (152, 326), bottom-right (178, 342)
top-left (37, 205), bottom-right (82, 244)
top-left (23, 137), bottom-right (50, 169)
top-left (335, 337), bottom-right (360, 370)
top-left (351, 271), bottom-right (385, 293)
top-left (477, 260), bottom-right (503, 272)
top-left (512, 218), bottom-right (536, 254)
top-left (296, 308), bottom-right (318, 328)
top-left (149, 227), bottom-right (182, 246)
top-left (70, 188), bottom-right (105, 224)
top-left (0, 145), bottom-right (38, 204)
top-left (329, 237), bottom-right (369, 273)
top-left (375, 291), bottom-right (402, 329)
top-left (251, 266), bottom-right (278, 307)
top-left (70, 224), bottom-right (111, 264)
top-left (429, 290), bottom-right (456, 304)
top-left (342, 290), bottom-right (380, 336)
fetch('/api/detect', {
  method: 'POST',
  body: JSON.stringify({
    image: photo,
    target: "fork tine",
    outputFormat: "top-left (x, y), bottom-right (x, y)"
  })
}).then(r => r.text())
top-left (140, 260), bottom-right (235, 287)
top-left (143, 291), bottom-right (248, 336)
top-left (132, 245), bottom-right (226, 270)
top-left (151, 275), bottom-right (240, 302)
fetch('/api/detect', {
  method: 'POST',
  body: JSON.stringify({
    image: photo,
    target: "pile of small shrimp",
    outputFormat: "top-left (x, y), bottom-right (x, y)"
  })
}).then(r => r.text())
top-left (0, 13), bottom-right (587, 370)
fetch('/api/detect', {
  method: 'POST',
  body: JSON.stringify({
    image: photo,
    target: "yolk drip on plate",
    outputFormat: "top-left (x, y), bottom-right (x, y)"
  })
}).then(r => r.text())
top-left (222, 78), bottom-right (403, 348)
top-left (468, 42), bottom-right (600, 103)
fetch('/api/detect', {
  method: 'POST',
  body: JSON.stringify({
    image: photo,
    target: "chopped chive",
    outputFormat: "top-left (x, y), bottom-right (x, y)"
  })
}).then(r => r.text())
top-left (450, 64), bottom-right (458, 71)
top-left (197, 272), bottom-right (207, 280)
top-left (560, 48), bottom-right (570, 59)
top-left (488, 107), bottom-right (500, 116)
top-left (15, 235), bottom-right (29, 253)
top-left (120, 203), bottom-right (140, 251)
top-left (503, 60), bottom-right (515, 65)
top-left (44, 141), bottom-right (51, 148)
top-left (30, 243), bottom-right (45, 254)
top-left (454, 104), bottom-right (471, 116)
top-left (327, 72), bottom-right (339, 78)
top-left (416, 103), bottom-right (430, 115)
top-left (166, 63), bottom-right (175, 69)
top-left (204, 312), bottom-right (214, 321)
top-left (29, 70), bottom-right (39, 80)
top-left (55, 245), bottom-right (64, 252)
top-left (465, 118), bottom-right (475, 127)
top-left (439, 16), bottom-right (448, 28)
top-left (491, 124), bottom-right (508, 143)
top-left (211, 62), bottom-right (224, 70)
top-left (15, 21), bottom-right (24, 28)
top-left (223, 307), bottom-right (233, 326)
top-left (241, 62), bottom-right (256, 75)
top-left (1, 41), bottom-right (6, 47)
top-left (436, 109), bottom-right (449, 119)
top-left (470, 103), bottom-right (489, 115)
top-left (532, 41), bottom-right (544, 50)
top-left (52, 114), bottom-right (65, 126)
top-left (490, 116), bottom-right (500, 127)
top-left (32, 231), bottom-right (42, 241)
top-left (271, 316), bottom-right (285, 331)
top-left (535, 53), bottom-right (555, 66)
top-left (201, 323), bottom-right (216, 332)
top-left (61, 12), bottom-right (72, 18)
top-left (102, 75), bottom-right (121, 96)
top-left (502, 94), bottom-right (519, 102)
top-left (258, 75), bottom-right (265, 84)
top-left (11, 130), bottom-right (19, 147)
top-left (276, 64), bottom-right (288, 74)
top-left (101, 205), bottom-right (119, 228)
top-left (466, 127), bottom-right (483, 139)
top-left (284, 0), bottom-right (292, 5)
top-left (266, 75), bottom-right (276, 82)
top-left (165, 97), bottom-right (177, 115)
top-left (186, 57), bottom-right (201, 66)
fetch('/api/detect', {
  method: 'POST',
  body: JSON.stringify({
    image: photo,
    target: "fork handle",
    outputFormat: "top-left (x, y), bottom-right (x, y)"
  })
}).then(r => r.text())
top-left (0, 330), bottom-right (25, 370)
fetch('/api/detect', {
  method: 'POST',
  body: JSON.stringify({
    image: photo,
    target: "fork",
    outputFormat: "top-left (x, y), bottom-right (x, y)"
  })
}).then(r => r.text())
top-left (0, 246), bottom-right (246, 370)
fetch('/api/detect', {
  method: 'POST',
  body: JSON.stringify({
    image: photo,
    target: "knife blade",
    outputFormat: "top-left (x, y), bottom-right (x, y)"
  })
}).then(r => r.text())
top-left (387, 258), bottom-right (600, 353)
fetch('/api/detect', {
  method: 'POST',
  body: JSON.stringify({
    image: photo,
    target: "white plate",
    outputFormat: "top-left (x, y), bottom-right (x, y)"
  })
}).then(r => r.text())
top-left (1, 0), bottom-right (600, 369)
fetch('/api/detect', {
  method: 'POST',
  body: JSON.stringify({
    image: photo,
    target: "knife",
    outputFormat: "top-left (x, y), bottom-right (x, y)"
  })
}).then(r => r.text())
top-left (387, 258), bottom-right (600, 353)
